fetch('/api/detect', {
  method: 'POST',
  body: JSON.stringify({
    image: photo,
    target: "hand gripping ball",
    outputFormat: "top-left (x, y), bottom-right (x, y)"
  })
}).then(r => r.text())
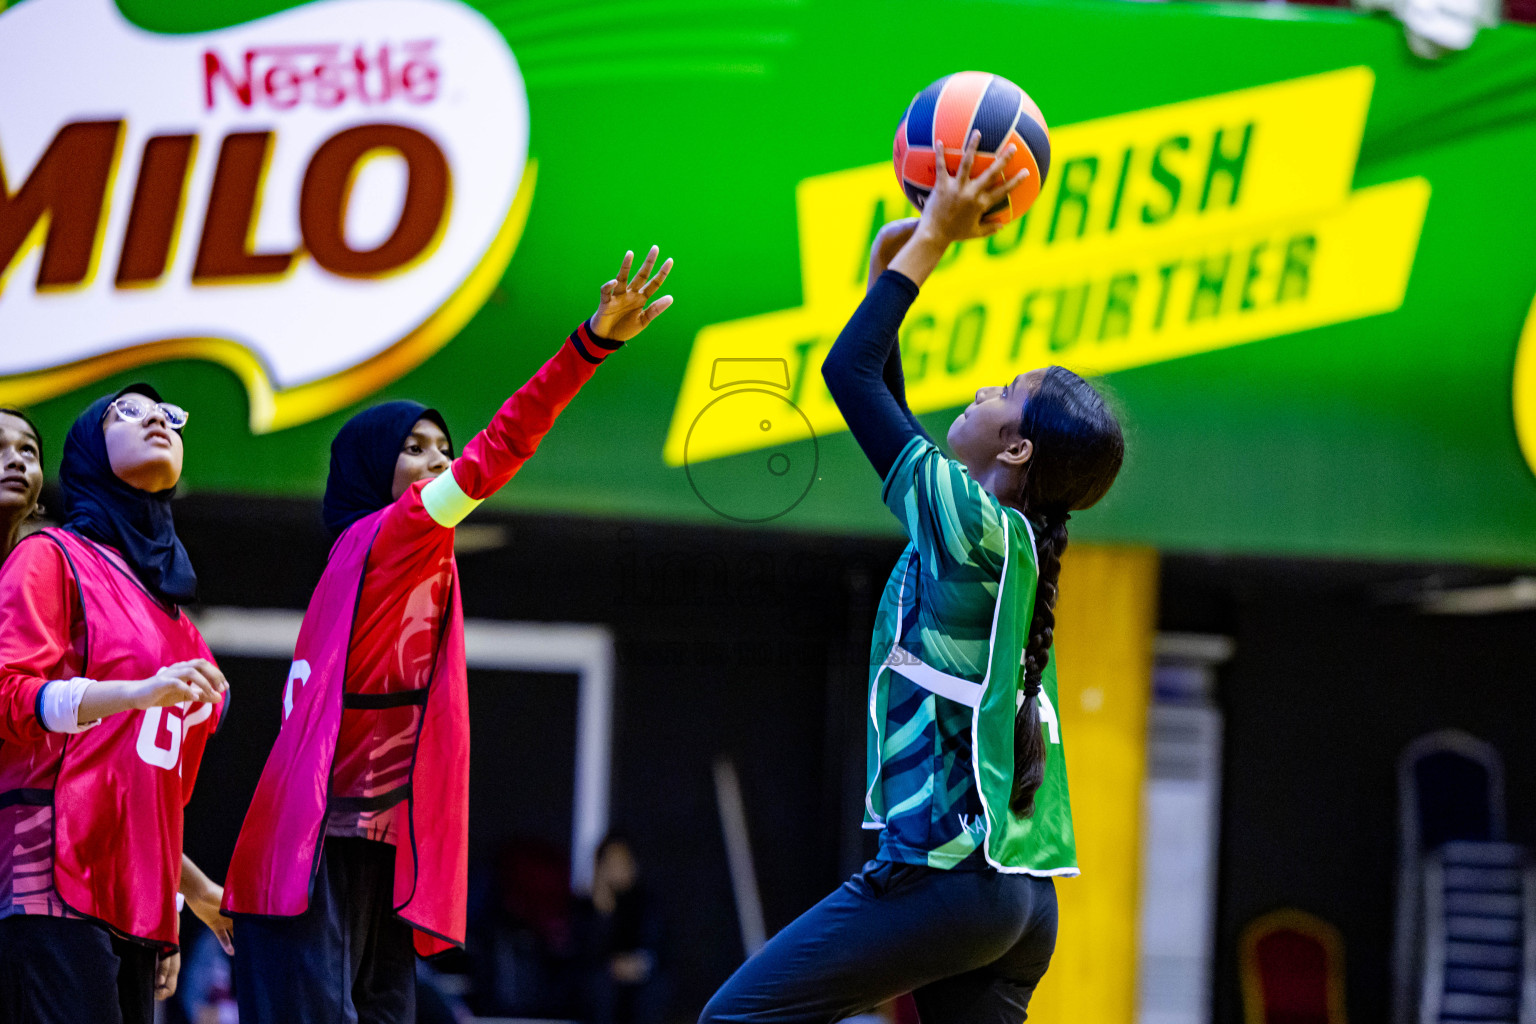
top-left (894, 71), bottom-right (1051, 226)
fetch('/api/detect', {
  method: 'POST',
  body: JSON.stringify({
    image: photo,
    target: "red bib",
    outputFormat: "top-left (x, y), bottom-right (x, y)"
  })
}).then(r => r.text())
top-left (44, 528), bottom-right (221, 946)
top-left (223, 509), bottom-right (470, 955)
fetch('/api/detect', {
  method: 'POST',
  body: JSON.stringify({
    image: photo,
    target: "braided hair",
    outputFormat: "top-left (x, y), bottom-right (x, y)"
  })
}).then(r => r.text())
top-left (1008, 367), bottom-right (1123, 817)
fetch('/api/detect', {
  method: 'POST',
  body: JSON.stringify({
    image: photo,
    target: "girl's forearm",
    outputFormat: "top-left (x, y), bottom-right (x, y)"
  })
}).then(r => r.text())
top-left (430, 323), bottom-right (612, 520)
top-left (179, 854), bottom-right (218, 901)
top-left (887, 225), bottom-right (952, 288)
top-left (75, 678), bottom-right (147, 723)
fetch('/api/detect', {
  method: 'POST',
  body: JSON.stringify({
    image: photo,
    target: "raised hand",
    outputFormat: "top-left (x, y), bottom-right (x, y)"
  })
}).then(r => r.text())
top-left (887, 132), bottom-right (1031, 289)
top-left (922, 130), bottom-right (1031, 244)
top-left (590, 246), bottom-right (674, 343)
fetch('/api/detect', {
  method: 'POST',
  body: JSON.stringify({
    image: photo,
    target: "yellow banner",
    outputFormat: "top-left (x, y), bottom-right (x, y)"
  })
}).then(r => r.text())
top-left (1511, 289), bottom-right (1536, 476)
top-left (666, 66), bottom-right (1429, 466)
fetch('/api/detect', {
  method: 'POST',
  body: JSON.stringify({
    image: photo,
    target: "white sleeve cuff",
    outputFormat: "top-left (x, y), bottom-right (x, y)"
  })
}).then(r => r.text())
top-left (421, 465), bottom-right (484, 528)
top-left (38, 677), bottom-right (100, 734)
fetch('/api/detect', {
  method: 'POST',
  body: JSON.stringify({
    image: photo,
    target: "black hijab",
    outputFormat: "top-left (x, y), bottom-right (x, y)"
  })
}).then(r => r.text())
top-left (61, 383), bottom-right (197, 606)
top-left (322, 400), bottom-right (452, 537)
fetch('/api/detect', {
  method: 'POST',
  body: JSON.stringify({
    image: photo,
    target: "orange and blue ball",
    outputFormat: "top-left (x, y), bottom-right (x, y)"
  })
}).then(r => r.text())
top-left (893, 71), bottom-right (1051, 226)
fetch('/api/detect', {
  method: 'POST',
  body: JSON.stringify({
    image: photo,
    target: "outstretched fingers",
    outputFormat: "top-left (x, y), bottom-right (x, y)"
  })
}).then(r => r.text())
top-left (642, 294), bottom-right (674, 324)
top-left (641, 256), bottom-right (674, 297)
top-left (981, 166), bottom-right (1033, 208)
top-left (1003, 167), bottom-right (1033, 192)
top-left (614, 250), bottom-right (635, 290)
top-left (956, 129), bottom-right (981, 182)
top-left (977, 144), bottom-right (1016, 190)
top-left (629, 245), bottom-right (660, 292)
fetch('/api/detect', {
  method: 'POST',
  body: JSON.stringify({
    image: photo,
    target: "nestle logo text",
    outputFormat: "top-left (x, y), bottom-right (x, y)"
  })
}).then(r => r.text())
top-left (203, 41), bottom-right (440, 111)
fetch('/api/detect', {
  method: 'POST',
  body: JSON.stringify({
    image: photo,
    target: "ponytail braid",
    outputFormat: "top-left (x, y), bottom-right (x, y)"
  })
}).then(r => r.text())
top-left (999, 364), bottom-right (1123, 816)
top-left (1010, 512), bottom-right (1068, 817)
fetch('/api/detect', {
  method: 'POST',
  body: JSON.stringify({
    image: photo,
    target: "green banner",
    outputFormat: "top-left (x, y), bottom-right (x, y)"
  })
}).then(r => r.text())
top-left (4, 0), bottom-right (1536, 562)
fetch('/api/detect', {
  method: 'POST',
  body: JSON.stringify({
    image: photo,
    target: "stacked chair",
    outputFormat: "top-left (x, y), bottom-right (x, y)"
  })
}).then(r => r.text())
top-left (1393, 731), bottom-right (1536, 1024)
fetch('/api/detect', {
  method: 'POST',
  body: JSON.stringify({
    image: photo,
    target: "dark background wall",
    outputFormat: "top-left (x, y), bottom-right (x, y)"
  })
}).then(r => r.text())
top-left (163, 493), bottom-right (902, 1017)
top-left (1162, 556), bottom-right (1536, 1024)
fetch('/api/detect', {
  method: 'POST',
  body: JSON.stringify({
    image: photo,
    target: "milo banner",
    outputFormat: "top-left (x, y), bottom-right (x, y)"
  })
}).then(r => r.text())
top-left (3, 0), bottom-right (1535, 563)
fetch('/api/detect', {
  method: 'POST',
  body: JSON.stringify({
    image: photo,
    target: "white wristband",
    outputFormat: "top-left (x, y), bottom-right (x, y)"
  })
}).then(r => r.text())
top-left (38, 677), bottom-right (100, 734)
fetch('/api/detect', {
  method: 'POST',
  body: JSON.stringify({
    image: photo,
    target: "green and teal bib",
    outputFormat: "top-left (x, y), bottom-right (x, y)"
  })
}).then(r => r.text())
top-left (865, 437), bottom-right (1078, 876)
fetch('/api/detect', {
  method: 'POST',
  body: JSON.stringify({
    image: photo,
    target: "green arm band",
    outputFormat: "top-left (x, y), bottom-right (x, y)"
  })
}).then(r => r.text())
top-left (421, 467), bottom-right (484, 527)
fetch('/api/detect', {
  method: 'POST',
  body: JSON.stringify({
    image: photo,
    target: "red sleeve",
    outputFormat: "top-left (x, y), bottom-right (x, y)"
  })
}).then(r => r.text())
top-left (0, 536), bottom-right (85, 745)
top-left (367, 321), bottom-right (619, 546)
top-left (370, 480), bottom-right (447, 562)
top-left (451, 320), bottom-right (619, 499)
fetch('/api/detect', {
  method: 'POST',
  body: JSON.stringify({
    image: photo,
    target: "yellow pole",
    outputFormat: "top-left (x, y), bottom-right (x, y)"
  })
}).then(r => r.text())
top-left (1027, 544), bottom-right (1159, 1023)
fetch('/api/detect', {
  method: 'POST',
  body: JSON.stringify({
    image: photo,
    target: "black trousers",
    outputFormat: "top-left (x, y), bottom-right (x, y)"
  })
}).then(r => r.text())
top-left (232, 836), bottom-right (417, 1024)
top-left (700, 859), bottom-right (1058, 1024)
top-left (0, 914), bottom-right (158, 1024)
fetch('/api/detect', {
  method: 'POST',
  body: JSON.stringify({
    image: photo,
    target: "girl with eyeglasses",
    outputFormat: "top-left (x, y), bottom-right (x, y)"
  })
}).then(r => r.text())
top-left (700, 134), bottom-right (1125, 1023)
top-left (223, 247), bottom-right (674, 1024)
top-left (0, 385), bottom-right (234, 1023)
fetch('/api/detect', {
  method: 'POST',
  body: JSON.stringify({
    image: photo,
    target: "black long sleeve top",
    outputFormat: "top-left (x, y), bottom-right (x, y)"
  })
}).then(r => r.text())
top-left (820, 269), bottom-right (933, 479)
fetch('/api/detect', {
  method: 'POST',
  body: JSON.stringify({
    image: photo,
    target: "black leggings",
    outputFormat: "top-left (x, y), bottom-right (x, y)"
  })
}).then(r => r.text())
top-left (232, 836), bottom-right (417, 1024)
top-left (0, 914), bottom-right (158, 1024)
top-left (700, 859), bottom-right (1058, 1024)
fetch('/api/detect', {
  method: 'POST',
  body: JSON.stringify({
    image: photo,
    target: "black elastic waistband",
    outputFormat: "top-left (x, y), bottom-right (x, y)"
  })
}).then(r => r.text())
top-left (0, 788), bottom-right (53, 811)
top-left (342, 688), bottom-right (428, 710)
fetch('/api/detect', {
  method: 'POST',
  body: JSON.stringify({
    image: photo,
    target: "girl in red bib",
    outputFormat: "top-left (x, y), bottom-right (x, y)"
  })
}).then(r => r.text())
top-left (0, 385), bottom-right (231, 1024)
top-left (224, 247), bottom-right (674, 1024)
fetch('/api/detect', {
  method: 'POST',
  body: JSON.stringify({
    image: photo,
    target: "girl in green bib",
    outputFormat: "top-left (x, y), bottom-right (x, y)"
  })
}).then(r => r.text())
top-left (700, 132), bottom-right (1124, 1022)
